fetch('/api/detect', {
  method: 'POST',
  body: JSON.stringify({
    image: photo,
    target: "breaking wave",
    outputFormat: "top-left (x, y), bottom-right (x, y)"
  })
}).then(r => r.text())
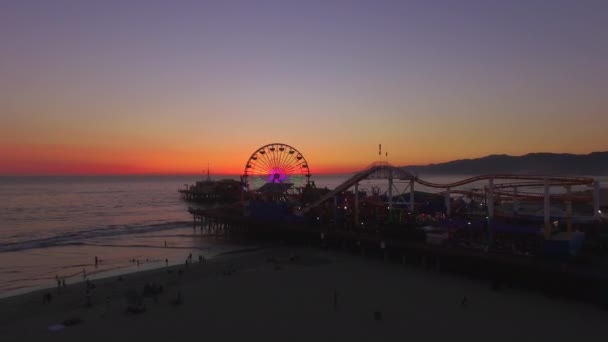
top-left (0, 221), bottom-right (192, 253)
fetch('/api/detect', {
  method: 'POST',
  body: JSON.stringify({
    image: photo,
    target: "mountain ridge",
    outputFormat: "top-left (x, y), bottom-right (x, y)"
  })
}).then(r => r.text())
top-left (402, 152), bottom-right (608, 175)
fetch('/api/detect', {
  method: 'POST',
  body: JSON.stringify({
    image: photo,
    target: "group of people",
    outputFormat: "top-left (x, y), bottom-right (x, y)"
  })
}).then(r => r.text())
top-left (43, 275), bottom-right (69, 304)
top-left (44, 252), bottom-right (206, 307)
top-left (184, 253), bottom-right (206, 267)
top-left (55, 275), bottom-right (67, 290)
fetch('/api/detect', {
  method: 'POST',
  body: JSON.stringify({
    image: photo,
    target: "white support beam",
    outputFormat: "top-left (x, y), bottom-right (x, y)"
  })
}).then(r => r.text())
top-left (445, 188), bottom-right (451, 217)
top-left (544, 178), bottom-right (551, 239)
top-left (593, 180), bottom-right (601, 219)
top-left (354, 182), bottom-right (360, 226)
top-left (487, 179), bottom-right (495, 245)
top-left (487, 179), bottom-right (494, 220)
top-left (409, 179), bottom-right (415, 212)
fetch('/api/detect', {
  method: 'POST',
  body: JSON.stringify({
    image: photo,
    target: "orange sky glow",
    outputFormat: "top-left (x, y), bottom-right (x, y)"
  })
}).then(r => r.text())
top-left (1, 2), bottom-right (607, 176)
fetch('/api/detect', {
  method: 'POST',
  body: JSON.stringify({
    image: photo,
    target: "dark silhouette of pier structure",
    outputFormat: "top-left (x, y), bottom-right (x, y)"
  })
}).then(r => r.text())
top-left (181, 145), bottom-right (607, 307)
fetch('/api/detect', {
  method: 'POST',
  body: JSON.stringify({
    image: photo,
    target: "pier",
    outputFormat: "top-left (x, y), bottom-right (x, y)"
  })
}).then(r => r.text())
top-left (188, 207), bottom-right (250, 238)
top-left (184, 205), bottom-right (608, 305)
top-left (180, 143), bottom-right (608, 306)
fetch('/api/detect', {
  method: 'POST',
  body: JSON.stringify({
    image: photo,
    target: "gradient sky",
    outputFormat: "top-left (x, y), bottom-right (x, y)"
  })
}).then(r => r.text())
top-left (1, 0), bottom-right (607, 175)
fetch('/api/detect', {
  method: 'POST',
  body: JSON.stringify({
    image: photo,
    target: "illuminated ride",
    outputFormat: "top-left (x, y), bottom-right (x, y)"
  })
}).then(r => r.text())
top-left (242, 143), bottom-right (311, 191)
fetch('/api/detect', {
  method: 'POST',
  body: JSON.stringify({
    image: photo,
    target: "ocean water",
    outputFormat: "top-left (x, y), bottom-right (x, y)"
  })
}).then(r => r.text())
top-left (0, 173), bottom-right (604, 298)
top-left (0, 175), bottom-right (240, 298)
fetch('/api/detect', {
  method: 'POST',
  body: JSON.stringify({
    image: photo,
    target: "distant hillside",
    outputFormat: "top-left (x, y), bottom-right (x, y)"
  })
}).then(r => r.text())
top-left (403, 152), bottom-right (608, 175)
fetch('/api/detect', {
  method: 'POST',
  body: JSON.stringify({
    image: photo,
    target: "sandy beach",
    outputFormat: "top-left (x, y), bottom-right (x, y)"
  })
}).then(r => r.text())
top-left (1, 245), bottom-right (606, 341)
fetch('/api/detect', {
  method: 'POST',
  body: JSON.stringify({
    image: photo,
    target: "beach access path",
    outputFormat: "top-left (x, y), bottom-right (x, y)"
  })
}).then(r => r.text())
top-left (1, 246), bottom-right (606, 341)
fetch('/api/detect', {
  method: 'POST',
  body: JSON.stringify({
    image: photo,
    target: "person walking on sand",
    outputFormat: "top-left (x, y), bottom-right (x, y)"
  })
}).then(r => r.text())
top-left (43, 292), bottom-right (52, 304)
top-left (165, 258), bottom-right (169, 267)
top-left (95, 256), bottom-right (98, 266)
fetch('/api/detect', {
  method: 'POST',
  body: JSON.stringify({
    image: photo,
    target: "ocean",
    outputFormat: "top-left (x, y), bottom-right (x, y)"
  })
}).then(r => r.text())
top-left (0, 175), bottom-right (231, 298)
top-left (0, 173), bottom-right (605, 298)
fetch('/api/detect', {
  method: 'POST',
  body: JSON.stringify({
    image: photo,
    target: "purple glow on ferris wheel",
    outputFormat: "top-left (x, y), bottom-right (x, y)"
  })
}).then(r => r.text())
top-left (243, 143), bottom-right (310, 191)
top-left (267, 168), bottom-right (287, 183)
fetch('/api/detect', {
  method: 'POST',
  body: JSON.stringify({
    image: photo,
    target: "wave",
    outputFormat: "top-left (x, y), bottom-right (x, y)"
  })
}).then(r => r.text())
top-left (0, 220), bottom-right (192, 253)
top-left (73, 190), bottom-right (129, 194)
top-left (81, 242), bottom-right (200, 250)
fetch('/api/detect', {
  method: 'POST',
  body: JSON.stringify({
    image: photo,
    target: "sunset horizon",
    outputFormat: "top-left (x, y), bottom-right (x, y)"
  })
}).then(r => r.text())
top-left (2, 2), bottom-right (608, 339)
top-left (2, 1), bottom-right (607, 177)
top-left (1, 148), bottom-right (606, 176)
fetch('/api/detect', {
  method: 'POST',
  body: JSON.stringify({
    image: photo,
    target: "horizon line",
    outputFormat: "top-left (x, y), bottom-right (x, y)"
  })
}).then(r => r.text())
top-left (0, 171), bottom-right (362, 177)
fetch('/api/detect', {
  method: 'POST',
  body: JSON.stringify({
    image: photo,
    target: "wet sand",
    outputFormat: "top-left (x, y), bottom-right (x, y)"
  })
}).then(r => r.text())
top-left (1, 246), bottom-right (606, 341)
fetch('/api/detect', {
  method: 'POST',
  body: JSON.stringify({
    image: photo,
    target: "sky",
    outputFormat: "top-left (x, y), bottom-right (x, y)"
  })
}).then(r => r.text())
top-left (1, 0), bottom-right (607, 175)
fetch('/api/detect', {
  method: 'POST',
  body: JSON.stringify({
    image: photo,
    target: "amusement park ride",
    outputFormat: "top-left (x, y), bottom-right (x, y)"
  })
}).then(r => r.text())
top-left (181, 143), bottom-right (608, 305)
top-left (242, 143), bottom-right (311, 192)
top-left (237, 143), bottom-right (602, 238)
top-left (182, 142), bottom-right (604, 256)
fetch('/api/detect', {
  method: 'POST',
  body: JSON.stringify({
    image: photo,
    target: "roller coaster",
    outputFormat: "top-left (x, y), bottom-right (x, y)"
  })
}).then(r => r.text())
top-left (235, 144), bottom-right (602, 238)
top-left (300, 164), bottom-right (597, 210)
top-left (296, 163), bottom-right (602, 236)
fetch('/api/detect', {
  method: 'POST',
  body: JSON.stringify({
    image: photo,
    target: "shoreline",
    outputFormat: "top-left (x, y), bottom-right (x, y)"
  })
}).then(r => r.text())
top-left (2, 244), bottom-right (608, 341)
top-left (0, 243), bottom-right (280, 321)
top-left (0, 242), bottom-right (275, 300)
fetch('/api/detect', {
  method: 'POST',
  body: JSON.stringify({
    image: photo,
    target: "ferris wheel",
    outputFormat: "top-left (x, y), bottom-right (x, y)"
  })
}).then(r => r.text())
top-left (242, 143), bottom-right (311, 191)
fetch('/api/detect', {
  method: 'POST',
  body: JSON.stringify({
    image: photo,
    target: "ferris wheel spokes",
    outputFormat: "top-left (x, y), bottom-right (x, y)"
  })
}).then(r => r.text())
top-left (242, 143), bottom-right (311, 191)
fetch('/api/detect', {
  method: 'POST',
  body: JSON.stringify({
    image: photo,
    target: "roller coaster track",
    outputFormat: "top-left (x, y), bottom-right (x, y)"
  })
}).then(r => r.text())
top-left (299, 166), bottom-right (384, 214)
top-left (412, 174), bottom-right (594, 188)
top-left (297, 165), bottom-right (595, 215)
top-left (439, 189), bottom-right (592, 203)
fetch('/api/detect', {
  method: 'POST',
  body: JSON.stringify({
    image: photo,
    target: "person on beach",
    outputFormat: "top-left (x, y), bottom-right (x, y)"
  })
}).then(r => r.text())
top-left (173, 291), bottom-right (183, 305)
top-left (165, 258), bottom-right (169, 267)
top-left (95, 256), bottom-right (98, 266)
top-left (199, 255), bottom-right (203, 263)
top-left (62, 278), bottom-right (66, 287)
top-left (43, 292), bottom-right (52, 304)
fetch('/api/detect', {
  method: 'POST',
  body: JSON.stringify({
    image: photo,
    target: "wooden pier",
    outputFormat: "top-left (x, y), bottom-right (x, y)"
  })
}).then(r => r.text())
top-left (188, 207), bottom-right (250, 238)
top-left (186, 206), bottom-right (608, 307)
